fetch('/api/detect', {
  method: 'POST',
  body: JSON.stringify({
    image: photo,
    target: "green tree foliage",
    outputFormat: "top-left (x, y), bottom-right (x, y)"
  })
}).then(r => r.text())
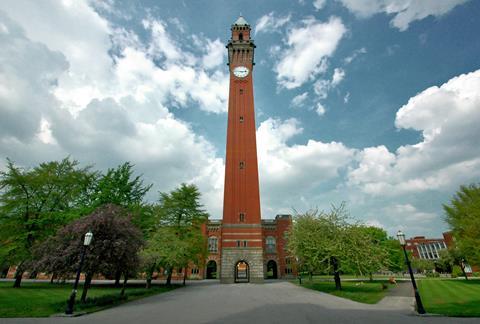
top-left (436, 248), bottom-right (468, 279)
top-left (288, 204), bottom-right (397, 289)
top-left (142, 184), bottom-right (208, 286)
top-left (347, 226), bottom-right (390, 281)
top-left (411, 258), bottom-right (435, 273)
top-left (91, 162), bottom-right (152, 209)
top-left (444, 184), bottom-right (480, 266)
top-left (288, 204), bottom-right (353, 290)
top-left (34, 204), bottom-right (143, 301)
top-left (383, 238), bottom-right (407, 273)
top-left (0, 157), bottom-right (96, 287)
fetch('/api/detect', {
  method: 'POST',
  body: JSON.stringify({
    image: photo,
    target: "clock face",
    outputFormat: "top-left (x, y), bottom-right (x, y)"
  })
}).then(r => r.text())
top-left (233, 66), bottom-right (249, 78)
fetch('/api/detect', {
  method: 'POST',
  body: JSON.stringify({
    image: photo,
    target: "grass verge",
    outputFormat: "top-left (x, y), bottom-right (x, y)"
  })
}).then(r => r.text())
top-left (418, 279), bottom-right (480, 317)
top-left (0, 281), bottom-right (179, 317)
top-left (294, 279), bottom-right (390, 304)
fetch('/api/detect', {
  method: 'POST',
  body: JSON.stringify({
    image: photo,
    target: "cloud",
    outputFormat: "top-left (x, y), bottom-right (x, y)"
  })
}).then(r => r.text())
top-left (255, 12), bottom-right (291, 35)
top-left (0, 1), bottom-right (227, 217)
top-left (313, 0), bottom-right (327, 11)
top-left (348, 69), bottom-right (480, 196)
top-left (338, 0), bottom-right (469, 31)
top-left (313, 68), bottom-right (346, 100)
top-left (331, 68), bottom-right (345, 87)
top-left (344, 47), bottom-right (367, 64)
top-left (275, 16), bottom-right (347, 89)
top-left (291, 92), bottom-right (309, 108)
top-left (316, 103), bottom-right (326, 116)
top-left (257, 118), bottom-right (355, 216)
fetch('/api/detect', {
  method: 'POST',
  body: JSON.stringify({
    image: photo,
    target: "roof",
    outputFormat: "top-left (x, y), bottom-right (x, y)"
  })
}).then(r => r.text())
top-left (233, 15), bottom-right (249, 26)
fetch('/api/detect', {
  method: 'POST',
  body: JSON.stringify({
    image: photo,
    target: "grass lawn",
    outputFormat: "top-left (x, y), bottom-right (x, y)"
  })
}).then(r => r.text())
top-left (418, 279), bottom-right (480, 317)
top-left (0, 281), bottom-right (179, 318)
top-left (295, 279), bottom-right (390, 304)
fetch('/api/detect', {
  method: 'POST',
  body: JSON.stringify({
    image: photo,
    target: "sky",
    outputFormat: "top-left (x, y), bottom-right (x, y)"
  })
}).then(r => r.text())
top-left (1, 0), bottom-right (479, 238)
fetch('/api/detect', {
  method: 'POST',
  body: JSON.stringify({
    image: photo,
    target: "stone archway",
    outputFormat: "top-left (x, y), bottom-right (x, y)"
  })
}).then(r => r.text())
top-left (206, 260), bottom-right (217, 279)
top-left (234, 260), bottom-right (250, 283)
top-left (266, 260), bottom-right (278, 279)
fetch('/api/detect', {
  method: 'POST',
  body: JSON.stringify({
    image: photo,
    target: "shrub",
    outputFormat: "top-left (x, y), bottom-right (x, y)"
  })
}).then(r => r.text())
top-left (451, 265), bottom-right (463, 278)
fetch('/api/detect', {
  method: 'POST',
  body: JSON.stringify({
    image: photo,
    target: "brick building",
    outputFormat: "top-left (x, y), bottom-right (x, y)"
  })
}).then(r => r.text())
top-left (203, 16), bottom-right (295, 283)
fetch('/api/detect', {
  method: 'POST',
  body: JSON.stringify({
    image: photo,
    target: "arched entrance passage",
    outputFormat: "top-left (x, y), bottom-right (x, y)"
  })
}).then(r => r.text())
top-left (235, 260), bottom-right (250, 283)
top-left (266, 260), bottom-right (278, 279)
top-left (206, 260), bottom-right (217, 279)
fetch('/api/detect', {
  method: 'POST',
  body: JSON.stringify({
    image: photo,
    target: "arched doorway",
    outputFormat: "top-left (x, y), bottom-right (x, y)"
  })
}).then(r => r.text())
top-left (206, 260), bottom-right (217, 279)
top-left (266, 260), bottom-right (278, 279)
top-left (235, 260), bottom-right (249, 283)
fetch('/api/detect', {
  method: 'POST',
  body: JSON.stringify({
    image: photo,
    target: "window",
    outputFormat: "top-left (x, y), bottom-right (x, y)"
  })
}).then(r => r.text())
top-left (208, 236), bottom-right (218, 253)
top-left (285, 257), bottom-right (293, 274)
top-left (239, 89), bottom-right (244, 94)
top-left (191, 268), bottom-right (199, 274)
top-left (243, 240), bottom-right (247, 247)
top-left (239, 33), bottom-right (243, 41)
top-left (236, 240), bottom-right (241, 247)
top-left (239, 161), bottom-right (245, 169)
top-left (240, 116), bottom-right (244, 123)
top-left (266, 236), bottom-right (276, 253)
top-left (239, 212), bottom-right (245, 222)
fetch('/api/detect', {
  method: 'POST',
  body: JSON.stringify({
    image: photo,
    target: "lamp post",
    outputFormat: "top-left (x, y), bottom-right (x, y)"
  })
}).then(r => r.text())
top-left (397, 230), bottom-right (426, 314)
top-left (65, 231), bottom-right (93, 315)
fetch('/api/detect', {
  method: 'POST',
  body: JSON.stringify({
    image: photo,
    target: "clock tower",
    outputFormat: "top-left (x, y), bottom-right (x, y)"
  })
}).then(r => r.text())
top-left (220, 16), bottom-right (264, 283)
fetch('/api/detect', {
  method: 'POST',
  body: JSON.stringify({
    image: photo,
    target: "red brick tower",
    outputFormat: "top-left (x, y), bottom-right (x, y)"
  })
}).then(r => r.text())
top-left (220, 16), bottom-right (264, 283)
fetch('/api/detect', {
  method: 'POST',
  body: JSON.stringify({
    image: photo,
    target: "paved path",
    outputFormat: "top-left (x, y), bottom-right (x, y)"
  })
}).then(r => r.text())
top-left (0, 280), bottom-right (477, 324)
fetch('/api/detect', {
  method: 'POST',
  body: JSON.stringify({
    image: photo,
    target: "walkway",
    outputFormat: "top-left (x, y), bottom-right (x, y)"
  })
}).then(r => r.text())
top-left (0, 280), bottom-right (476, 324)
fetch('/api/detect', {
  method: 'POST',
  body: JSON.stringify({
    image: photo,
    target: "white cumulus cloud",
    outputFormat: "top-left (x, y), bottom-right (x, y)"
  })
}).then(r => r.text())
top-left (275, 16), bottom-right (347, 89)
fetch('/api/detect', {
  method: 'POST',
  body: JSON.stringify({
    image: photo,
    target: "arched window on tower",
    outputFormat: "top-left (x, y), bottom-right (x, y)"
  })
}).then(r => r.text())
top-left (208, 236), bottom-right (218, 253)
top-left (266, 236), bottom-right (276, 253)
top-left (239, 33), bottom-right (243, 41)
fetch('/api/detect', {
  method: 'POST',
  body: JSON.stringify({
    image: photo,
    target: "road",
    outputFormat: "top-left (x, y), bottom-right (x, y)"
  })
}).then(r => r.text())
top-left (0, 280), bottom-right (476, 324)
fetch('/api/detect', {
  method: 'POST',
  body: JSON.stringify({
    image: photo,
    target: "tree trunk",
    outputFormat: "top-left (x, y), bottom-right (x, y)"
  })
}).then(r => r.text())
top-left (309, 271), bottom-right (313, 281)
top-left (332, 257), bottom-right (342, 290)
top-left (183, 268), bottom-right (187, 286)
top-left (146, 272), bottom-right (152, 289)
top-left (114, 270), bottom-right (122, 287)
top-left (13, 263), bottom-right (24, 288)
top-left (461, 264), bottom-right (469, 281)
top-left (50, 273), bottom-right (56, 284)
top-left (369, 272), bottom-right (373, 282)
top-left (166, 268), bottom-right (172, 286)
top-left (120, 273), bottom-right (128, 297)
top-left (80, 273), bottom-right (93, 303)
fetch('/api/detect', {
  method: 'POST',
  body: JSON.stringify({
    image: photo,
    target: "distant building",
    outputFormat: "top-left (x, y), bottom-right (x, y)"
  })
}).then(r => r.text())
top-left (404, 235), bottom-right (448, 260)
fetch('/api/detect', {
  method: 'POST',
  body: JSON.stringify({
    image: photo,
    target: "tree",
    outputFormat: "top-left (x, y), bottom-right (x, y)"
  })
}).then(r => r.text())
top-left (347, 226), bottom-right (390, 281)
top-left (437, 248), bottom-right (468, 279)
top-left (383, 238), bottom-right (407, 273)
top-left (34, 204), bottom-right (143, 301)
top-left (444, 184), bottom-right (480, 266)
top-left (0, 157), bottom-right (96, 287)
top-left (411, 258), bottom-right (435, 273)
top-left (142, 184), bottom-right (208, 286)
top-left (287, 204), bottom-right (357, 290)
top-left (91, 162), bottom-right (152, 209)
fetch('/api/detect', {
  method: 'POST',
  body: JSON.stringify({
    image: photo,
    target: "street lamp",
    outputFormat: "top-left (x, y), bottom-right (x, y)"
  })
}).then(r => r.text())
top-left (397, 230), bottom-right (426, 314)
top-left (65, 231), bottom-right (93, 315)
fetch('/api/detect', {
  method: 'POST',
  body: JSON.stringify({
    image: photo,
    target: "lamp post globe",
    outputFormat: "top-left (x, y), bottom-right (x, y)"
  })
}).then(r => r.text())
top-left (397, 230), bottom-right (426, 314)
top-left (84, 231), bottom-right (93, 246)
top-left (396, 230), bottom-right (406, 246)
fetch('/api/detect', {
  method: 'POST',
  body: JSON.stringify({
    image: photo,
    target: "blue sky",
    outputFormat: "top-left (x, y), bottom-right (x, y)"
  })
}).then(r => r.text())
top-left (1, 0), bottom-right (479, 238)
